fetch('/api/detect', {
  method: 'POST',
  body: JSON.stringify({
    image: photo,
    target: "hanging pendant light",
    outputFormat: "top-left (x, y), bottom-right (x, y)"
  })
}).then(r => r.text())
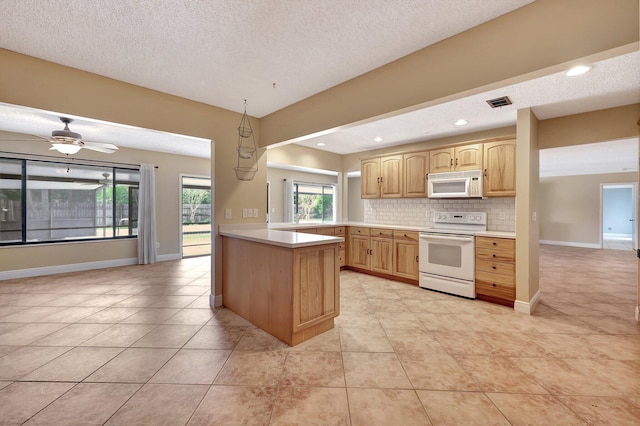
top-left (234, 99), bottom-right (258, 181)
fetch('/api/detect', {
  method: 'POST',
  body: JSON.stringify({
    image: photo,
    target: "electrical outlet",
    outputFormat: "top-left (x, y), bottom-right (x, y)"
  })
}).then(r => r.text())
top-left (155, 241), bottom-right (160, 249)
top-left (499, 211), bottom-right (506, 220)
top-left (224, 208), bottom-right (232, 220)
top-left (242, 208), bottom-right (248, 218)
top-left (253, 208), bottom-right (258, 218)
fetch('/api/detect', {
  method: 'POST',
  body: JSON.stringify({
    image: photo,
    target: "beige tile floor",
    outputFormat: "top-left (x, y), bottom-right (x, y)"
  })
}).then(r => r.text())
top-left (0, 246), bottom-right (639, 425)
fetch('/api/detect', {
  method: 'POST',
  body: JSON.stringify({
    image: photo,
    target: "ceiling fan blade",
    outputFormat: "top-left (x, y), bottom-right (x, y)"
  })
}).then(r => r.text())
top-left (82, 141), bottom-right (119, 151)
top-left (81, 144), bottom-right (117, 154)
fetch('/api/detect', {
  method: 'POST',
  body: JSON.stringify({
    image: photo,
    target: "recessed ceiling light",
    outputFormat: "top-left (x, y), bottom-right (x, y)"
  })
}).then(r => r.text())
top-left (316, 142), bottom-right (326, 146)
top-left (374, 137), bottom-right (383, 142)
top-left (566, 65), bottom-right (591, 76)
top-left (454, 119), bottom-right (468, 126)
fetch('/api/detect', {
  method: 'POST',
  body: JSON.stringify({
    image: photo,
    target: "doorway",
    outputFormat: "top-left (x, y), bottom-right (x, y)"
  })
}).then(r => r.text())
top-left (181, 176), bottom-right (212, 257)
top-left (601, 183), bottom-right (637, 251)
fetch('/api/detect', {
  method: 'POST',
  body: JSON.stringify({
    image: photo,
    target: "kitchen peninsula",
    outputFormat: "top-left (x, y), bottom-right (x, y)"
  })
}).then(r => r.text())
top-left (219, 226), bottom-right (342, 346)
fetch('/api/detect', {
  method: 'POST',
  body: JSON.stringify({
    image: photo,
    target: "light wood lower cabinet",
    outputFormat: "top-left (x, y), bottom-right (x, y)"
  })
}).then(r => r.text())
top-left (475, 236), bottom-right (516, 306)
top-left (222, 236), bottom-right (339, 346)
top-left (370, 228), bottom-right (393, 275)
top-left (347, 226), bottom-right (418, 284)
top-left (392, 230), bottom-right (419, 280)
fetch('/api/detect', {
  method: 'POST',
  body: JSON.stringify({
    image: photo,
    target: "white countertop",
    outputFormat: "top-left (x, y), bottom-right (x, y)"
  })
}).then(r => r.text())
top-left (219, 226), bottom-right (344, 248)
top-left (220, 222), bottom-right (515, 242)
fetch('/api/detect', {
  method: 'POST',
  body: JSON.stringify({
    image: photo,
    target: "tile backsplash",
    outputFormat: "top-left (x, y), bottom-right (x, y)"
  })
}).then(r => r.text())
top-left (364, 197), bottom-right (516, 232)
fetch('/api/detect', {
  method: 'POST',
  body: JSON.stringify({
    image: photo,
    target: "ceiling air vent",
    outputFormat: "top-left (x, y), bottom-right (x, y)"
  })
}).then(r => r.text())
top-left (486, 96), bottom-right (512, 108)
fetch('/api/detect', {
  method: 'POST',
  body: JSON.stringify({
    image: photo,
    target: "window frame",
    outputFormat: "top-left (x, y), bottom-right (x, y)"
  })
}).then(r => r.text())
top-left (0, 156), bottom-right (139, 246)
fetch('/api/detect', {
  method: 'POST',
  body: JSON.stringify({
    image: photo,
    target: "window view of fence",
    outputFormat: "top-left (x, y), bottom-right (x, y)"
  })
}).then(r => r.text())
top-left (182, 176), bottom-right (211, 257)
top-left (294, 182), bottom-right (335, 223)
top-left (0, 157), bottom-right (139, 245)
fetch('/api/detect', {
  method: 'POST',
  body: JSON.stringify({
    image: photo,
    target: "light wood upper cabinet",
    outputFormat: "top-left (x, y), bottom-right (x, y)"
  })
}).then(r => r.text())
top-left (380, 155), bottom-right (403, 198)
top-left (429, 143), bottom-right (482, 173)
top-left (429, 148), bottom-right (455, 173)
top-left (361, 158), bottom-right (381, 199)
top-left (483, 139), bottom-right (516, 197)
top-left (455, 143), bottom-right (483, 171)
top-left (361, 155), bottom-right (403, 199)
top-left (402, 151), bottom-right (428, 197)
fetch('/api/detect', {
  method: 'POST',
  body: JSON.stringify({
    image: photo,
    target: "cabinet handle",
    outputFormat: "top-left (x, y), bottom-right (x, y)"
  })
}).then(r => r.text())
top-left (492, 283), bottom-right (496, 287)
top-left (492, 266), bottom-right (496, 270)
top-left (484, 168), bottom-right (487, 177)
top-left (415, 256), bottom-right (419, 262)
top-left (403, 234), bottom-right (407, 237)
top-left (377, 177), bottom-right (380, 183)
top-left (492, 254), bottom-right (497, 258)
top-left (380, 176), bottom-right (383, 183)
top-left (493, 242), bottom-right (497, 246)
top-left (455, 158), bottom-right (458, 166)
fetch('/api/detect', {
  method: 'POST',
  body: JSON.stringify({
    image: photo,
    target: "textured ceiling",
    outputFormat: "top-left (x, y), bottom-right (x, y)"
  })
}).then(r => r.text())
top-left (0, 0), bottom-right (533, 118)
top-left (0, 0), bottom-right (638, 168)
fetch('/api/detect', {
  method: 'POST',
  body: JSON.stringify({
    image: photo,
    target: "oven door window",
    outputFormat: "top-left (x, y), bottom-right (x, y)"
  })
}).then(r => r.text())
top-left (428, 243), bottom-right (462, 267)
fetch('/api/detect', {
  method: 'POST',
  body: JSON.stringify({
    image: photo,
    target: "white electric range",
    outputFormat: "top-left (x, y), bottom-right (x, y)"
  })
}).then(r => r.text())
top-left (418, 212), bottom-right (487, 298)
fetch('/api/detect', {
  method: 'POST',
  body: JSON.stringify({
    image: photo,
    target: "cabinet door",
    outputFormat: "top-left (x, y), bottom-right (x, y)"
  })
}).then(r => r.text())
top-left (483, 140), bottom-right (516, 197)
top-left (349, 235), bottom-right (370, 269)
top-left (429, 148), bottom-right (454, 173)
top-left (393, 240), bottom-right (419, 280)
top-left (455, 143), bottom-right (483, 171)
top-left (380, 155), bottom-right (403, 198)
top-left (361, 158), bottom-right (381, 198)
top-left (370, 237), bottom-right (393, 274)
top-left (403, 151), bottom-right (428, 197)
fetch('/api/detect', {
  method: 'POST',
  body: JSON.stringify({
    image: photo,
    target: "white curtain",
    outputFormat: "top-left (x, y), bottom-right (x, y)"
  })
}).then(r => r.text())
top-left (138, 163), bottom-right (157, 264)
top-left (283, 178), bottom-right (294, 222)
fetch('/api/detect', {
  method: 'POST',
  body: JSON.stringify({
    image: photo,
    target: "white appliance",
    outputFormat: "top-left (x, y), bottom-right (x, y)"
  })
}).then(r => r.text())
top-left (419, 212), bottom-right (487, 298)
top-left (428, 170), bottom-right (483, 198)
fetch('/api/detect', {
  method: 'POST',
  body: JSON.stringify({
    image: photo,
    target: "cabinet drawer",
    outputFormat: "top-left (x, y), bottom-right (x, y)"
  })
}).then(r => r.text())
top-left (393, 230), bottom-right (418, 242)
top-left (476, 260), bottom-right (515, 275)
top-left (349, 226), bottom-right (370, 236)
top-left (296, 228), bottom-right (317, 234)
top-left (476, 247), bottom-right (515, 262)
top-left (476, 269), bottom-right (515, 286)
top-left (370, 228), bottom-right (393, 238)
top-left (315, 227), bottom-right (335, 236)
top-left (476, 237), bottom-right (515, 252)
top-left (335, 226), bottom-right (346, 236)
top-left (476, 279), bottom-right (515, 301)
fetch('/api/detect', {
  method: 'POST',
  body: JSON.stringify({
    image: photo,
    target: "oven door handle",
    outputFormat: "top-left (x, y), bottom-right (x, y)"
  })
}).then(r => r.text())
top-left (419, 234), bottom-right (474, 243)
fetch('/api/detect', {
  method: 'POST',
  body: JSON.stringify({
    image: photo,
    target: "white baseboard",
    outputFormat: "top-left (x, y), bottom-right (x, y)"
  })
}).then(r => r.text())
top-left (540, 240), bottom-right (600, 249)
top-left (514, 290), bottom-right (541, 315)
top-left (0, 252), bottom-right (183, 281)
top-left (210, 293), bottom-right (223, 308)
top-left (0, 257), bottom-right (138, 280)
top-left (157, 253), bottom-right (182, 262)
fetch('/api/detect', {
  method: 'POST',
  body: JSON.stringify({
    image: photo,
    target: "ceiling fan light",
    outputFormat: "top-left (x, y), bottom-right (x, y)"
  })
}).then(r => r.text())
top-left (52, 143), bottom-right (82, 155)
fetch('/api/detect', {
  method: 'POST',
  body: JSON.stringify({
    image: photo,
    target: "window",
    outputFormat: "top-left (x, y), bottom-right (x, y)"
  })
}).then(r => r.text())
top-left (294, 182), bottom-right (335, 223)
top-left (0, 157), bottom-right (139, 245)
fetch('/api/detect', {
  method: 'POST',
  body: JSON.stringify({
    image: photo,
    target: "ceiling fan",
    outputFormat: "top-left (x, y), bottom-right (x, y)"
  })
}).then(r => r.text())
top-left (47, 117), bottom-right (119, 155)
top-left (2, 117), bottom-right (119, 155)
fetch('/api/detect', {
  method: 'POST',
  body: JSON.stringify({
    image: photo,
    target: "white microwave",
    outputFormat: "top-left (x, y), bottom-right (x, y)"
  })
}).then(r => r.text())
top-left (428, 170), bottom-right (483, 198)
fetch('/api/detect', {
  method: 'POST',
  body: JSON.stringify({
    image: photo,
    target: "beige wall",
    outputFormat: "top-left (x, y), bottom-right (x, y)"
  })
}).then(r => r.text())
top-left (0, 133), bottom-right (210, 273)
top-left (515, 108), bottom-right (540, 309)
top-left (267, 144), bottom-right (343, 172)
top-left (539, 104), bottom-right (640, 149)
top-left (260, 0), bottom-right (638, 147)
top-left (539, 172), bottom-right (637, 246)
top-left (0, 49), bottom-right (267, 297)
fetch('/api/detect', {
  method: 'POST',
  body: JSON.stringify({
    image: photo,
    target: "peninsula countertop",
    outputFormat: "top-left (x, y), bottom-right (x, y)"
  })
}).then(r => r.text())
top-left (219, 225), bottom-right (344, 248)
